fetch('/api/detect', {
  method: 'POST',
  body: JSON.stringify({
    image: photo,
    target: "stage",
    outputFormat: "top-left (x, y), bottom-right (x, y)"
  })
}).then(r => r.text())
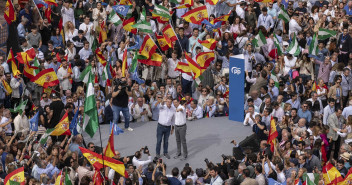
top-left (83, 117), bottom-right (252, 172)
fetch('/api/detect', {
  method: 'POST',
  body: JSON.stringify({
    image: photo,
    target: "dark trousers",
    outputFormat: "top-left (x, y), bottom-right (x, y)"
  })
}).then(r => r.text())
top-left (175, 124), bottom-right (187, 157)
top-left (339, 53), bottom-right (349, 66)
top-left (182, 78), bottom-right (192, 95)
top-left (156, 123), bottom-right (171, 155)
top-left (328, 136), bottom-right (341, 160)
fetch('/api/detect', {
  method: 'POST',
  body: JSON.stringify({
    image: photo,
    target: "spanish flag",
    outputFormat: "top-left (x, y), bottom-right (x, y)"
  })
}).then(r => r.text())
top-left (104, 129), bottom-right (117, 158)
top-left (54, 171), bottom-right (63, 185)
top-left (162, 24), bottom-right (177, 42)
top-left (198, 39), bottom-right (217, 50)
top-left (311, 81), bottom-right (317, 92)
top-left (23, 62), bottom-right (38, 79)
top-left (138, 53), bottom-right (162, 66)
top-left (212, 11), bottom-right (231, 24)
top-left (185, 53), bottom-right (202, 79)
top-left (206, 0), bottom-right (219, 5)
top-left (176, 0), bottom-right (194, 9)
top-left (156, 34), bottom-right (171, 51)
top-left (120, 0), bottom-right (132, 5)
top-left (322, 163), bottom-right (344, 185)
top-left (196, 52), bottom-right (214, 69)
top-left (4, 0), bottom-right (16, 25)
top-left (181, 5), bottom-right (208, 25)
top-left (2, 80), bottom-right (12, 95)
top-left (175, 62), bottom-right (193, 76)
top-left (98, 21), bottom-right (107, 43)
top-left (44, 0), bottom-right (57, 6)
top-left (7, 48), bottom-right (16, 64)
top-left (93, 171), bottom-right (104, 185)
top-left (123, 17), bottom-right (137, 34)
top-left (155, 16), bottom-right (169, 24)
top-left (4, 167), bottom-right (25, 185)
top-left (44, 6), bottom-right (51, 23)
top-left (10, 58), bottom-right (21, 77)
top-left (342, 168), bottom-right (352, 185)
top-left (268, 116), bottom-right (278, 152)
top-left (51, 111), bottom-right (71, 136)
top-left (95, 47), bottom-right (107, 66)
top-left (139, 35), bottom-right (157, 59)
top-left (16, 48), bottom-right (36, 64)
top-left (31, 68), bottom-right (59, 88)
top-left (79, 147), bottom-right (128, 178)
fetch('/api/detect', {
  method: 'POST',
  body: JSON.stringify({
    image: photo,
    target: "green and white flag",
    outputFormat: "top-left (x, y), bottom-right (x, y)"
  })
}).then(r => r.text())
top-left (39, 128), bottom-right (55, 145)
top-left (79, 65), bottom-right (92, 84)
top-left (33, 57), bottom-right (40, 75)
top-left (286, 33), bottom-right (301, 56)
top-left (129, 51), bottom-right (138, 73)
top-left (65, 168), bottom-right (73, 185)
top-left (273, 33), bottom-right (283, 55)
top-left (253, 30), bottom-right (267, 48)
top-left (83, 72), bottom-right (99, 138)
top-left (278, 7), bottom-right (290, 23)
top-left (270, 71), bottom-right (279, 88)
top-left (318, 28), bottom-right (337, 40)
top-left (10, 99), bottom-right (28, 114)
top-left (195, 75), bottom-right (204, 88)
top-left (133, 8), bottom-right (153, 33)
top-left (153, 5), bottom-right (171, 19)
top-left (108, 10), bottom-right (123, 26)
top-left (309, 33), bottom-right (319, 56)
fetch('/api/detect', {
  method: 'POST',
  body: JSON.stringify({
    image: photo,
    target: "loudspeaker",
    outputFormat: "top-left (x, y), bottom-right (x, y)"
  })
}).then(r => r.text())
top-left (238, 134), bottom-right (260, 152)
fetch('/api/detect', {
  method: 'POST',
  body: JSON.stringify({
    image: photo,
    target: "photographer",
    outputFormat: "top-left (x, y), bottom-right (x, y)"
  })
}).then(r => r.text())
top-left (132, 147), bottom-right (153, 171)
top-left (112, 77), bottom-right (133, 131)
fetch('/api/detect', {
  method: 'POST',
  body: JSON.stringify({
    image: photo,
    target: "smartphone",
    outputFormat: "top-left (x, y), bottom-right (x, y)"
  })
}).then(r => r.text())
top-left (159, 158), bottom-right (163, 163)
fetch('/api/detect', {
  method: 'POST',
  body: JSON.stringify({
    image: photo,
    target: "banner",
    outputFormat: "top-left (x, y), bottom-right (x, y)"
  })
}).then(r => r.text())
top-left (229, 55), bottom-right (244, 122)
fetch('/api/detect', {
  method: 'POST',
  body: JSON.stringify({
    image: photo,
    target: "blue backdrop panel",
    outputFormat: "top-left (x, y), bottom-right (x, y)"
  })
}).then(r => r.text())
top-left (229, 55), bottom-right (244, 122)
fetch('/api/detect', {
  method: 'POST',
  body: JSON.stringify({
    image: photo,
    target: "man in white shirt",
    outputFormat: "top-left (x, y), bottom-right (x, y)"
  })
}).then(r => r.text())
top-left (57, 60), bottom-right (73, 91)
top-left (207, 167), bottom-right (223, 185)
top-left (243, 105), bottom-right (259, 127)
top-left (342, 99), bottom-right (352, 119)
top-left (14, 112), bottom-right (30, 136)
top-left (288, 14), bottom-right (302, 36)
top-left (187, 100), bottom-right (203, 121)
top-left (167, 52), bottom-right (180, 79)
top-left (78, 41), bottom-right (92, 61)
top-left (173, 99), bottom-right (188, 160)
top-left (257, 7), bottom-right (274, 32)
top-left (272, 101), bottom-right (284, 123)
top-left (79, 16), bottom-right (94, 41)
top-left (0, 55), bottom-right (10, 73)
top-left (236, 2), bottom-right (246, 20)
top-left (323, 98), bottom-right (336, 125)
top-left (156, 97), bottom-right (175, 159)
top-left (132, 148), bottom-right (153, 171)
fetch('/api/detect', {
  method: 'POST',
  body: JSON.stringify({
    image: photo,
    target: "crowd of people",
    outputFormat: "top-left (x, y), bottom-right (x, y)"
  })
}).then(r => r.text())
top-left (2, 0), bottom-right (352, 184)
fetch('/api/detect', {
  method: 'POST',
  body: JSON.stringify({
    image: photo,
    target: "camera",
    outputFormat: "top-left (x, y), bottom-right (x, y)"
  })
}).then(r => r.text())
top-left (114, 78), bottom-right (127, 91)
top-left (144, 146), bottom-right (149, 154)
top-left (185, 163), bottom-right (190, 167)
top-left (159, 158), bottom-right (163, 163)
top-left (221, 154), bottom-right (228, 161)
top-left (204, 158), bottom-right (209, 165)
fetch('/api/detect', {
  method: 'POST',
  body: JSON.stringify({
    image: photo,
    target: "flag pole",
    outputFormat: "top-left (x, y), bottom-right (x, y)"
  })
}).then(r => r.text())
top-left (169, 20), bottom-right (185, 52)
top-left (32, 0), bottom-right (44, 21)
top-left (147, 34), bottom-right (163, 54)
top-left (97, 120), bottom-right (105, 176)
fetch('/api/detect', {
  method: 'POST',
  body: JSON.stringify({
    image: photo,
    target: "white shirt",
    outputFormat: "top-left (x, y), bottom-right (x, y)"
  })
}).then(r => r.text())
top-left (243, 112), bottom-right (259, 127)
top-left (284, 56), bottom-right (297, 75)
top-left (14, 114), bottom-right (29, 135)
top-left (1, 62), bottom-right (9, 73)
top-left (257, 14), bottom-right (274, 30)
top-left (57, 67), bottom-right (72, 91)
top-left (175, 105), bottom-right (186, 126)
top-left (191, 105), bottom-right (203, 119)
top-left (158, 104), bottom-right (175, 126)
top-left (78, 48), bottom-right (92, 60)
top-left (235, 6), bottom-right (245, 19)
top-left (132, 156), bottom-right (153, 171)
top-left (0, 117), bottom-right (11, 134)
top-left (65, 29), bottom-right (78, 42)
top-left (289, 19), bottom-right (302, 36)
top-left (167, 58), bottom-right (180, 78)
top-left (342, 105), bottom-right (352, 119)
top-left (79, 22), bottom-right (94, 40)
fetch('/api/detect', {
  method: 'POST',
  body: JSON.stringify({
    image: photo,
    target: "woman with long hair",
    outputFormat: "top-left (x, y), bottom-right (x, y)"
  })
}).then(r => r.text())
top-left (50, 27), bottom-right (64, 49)
top-left (245, 5), bottom-right (257, 31)
top-left (64, 21), bottom-right (78, 42)
top-left (230, 16), bottom-right (247, 36)
top-left (92, 2), bottom-right (107, 28)
top-left (74, 1), bottom-right (85, 29)
top-left (65, 41), bottom-right (76, 61)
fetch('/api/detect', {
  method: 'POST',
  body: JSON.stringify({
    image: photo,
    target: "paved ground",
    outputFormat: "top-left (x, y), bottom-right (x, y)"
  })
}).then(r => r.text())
top-left (83, 117), bottom-right (251, 173)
